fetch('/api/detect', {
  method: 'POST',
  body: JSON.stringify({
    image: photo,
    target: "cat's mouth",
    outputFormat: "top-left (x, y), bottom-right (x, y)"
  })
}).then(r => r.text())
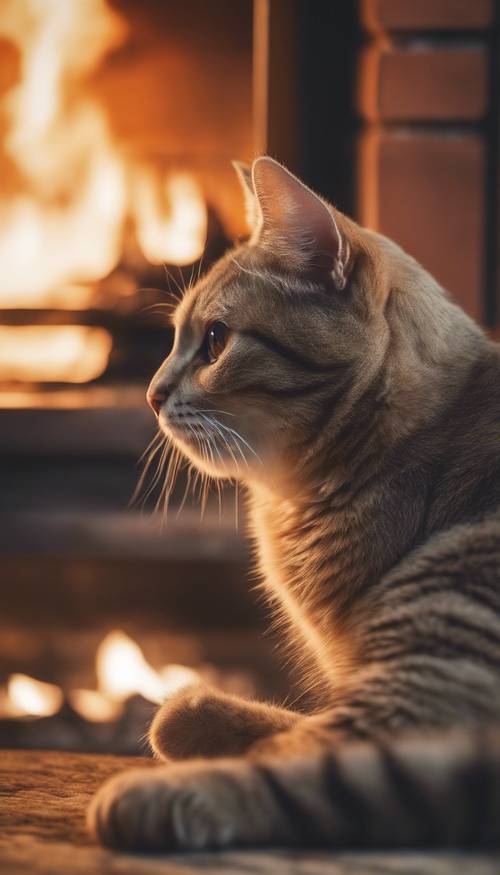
top-left (159, 410), bottom-right (255, 479)
top-left (158, 414), bottom-right (196, 445)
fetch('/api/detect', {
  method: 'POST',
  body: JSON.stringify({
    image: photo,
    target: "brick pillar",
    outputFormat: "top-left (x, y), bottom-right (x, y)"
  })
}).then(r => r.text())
top-left (358, 0), bottom-right (498, 327)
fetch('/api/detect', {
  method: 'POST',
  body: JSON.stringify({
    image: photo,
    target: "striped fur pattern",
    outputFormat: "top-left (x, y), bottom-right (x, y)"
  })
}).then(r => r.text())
top-left (89, 157), bottom-right (500, 851)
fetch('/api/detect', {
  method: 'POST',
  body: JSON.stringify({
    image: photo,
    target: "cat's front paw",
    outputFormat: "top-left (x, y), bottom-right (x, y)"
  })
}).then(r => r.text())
top-left (88, 768), bottom-right (166, 850)
top-left (150, 685), bottom-right (295, 761)
top-left (87, 765), bottom-right (218, 851)
top-left (87, 761), bottom-right (274, 851)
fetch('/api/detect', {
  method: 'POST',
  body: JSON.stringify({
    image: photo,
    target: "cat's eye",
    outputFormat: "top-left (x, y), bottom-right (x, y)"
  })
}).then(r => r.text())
top-left (203, 321), bottom-right (229, 364)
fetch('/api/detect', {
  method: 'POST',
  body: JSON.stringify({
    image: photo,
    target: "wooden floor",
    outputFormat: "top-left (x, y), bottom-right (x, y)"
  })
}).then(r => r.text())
top-left (0, 749), bottom-right (498, 875)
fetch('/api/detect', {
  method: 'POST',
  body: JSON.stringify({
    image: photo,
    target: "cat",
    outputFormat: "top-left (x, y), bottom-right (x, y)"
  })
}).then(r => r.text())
top-left (88, 156), bottom-right (500, 852)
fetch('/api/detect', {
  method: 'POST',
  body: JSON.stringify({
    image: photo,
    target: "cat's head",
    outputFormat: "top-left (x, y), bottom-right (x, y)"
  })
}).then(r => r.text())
top-left (147, 157), bottom-right (474, 494)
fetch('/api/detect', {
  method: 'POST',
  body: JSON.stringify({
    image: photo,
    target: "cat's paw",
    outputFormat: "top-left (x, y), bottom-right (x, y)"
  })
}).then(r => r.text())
top-left (87, 761), bottom-right (273, 851)
top-left (150, 685), bottom-right (296, 761)
top-left (87, 764), bottom-right (221, 851)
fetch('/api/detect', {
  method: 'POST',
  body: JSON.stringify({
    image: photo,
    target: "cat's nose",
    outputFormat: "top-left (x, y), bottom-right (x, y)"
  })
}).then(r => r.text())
top-left (147, 386), bottom-right (170, 417)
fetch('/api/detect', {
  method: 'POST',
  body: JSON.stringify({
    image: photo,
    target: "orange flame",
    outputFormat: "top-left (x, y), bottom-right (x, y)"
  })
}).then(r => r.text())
top-left (6, 673), bottom-right (63, 717)
top-left (96, 630), bottom-right (199, 705)
top-left (0, 0), bottom-right (128, 307)
top-left (0, 631), bottom-right (200, 722)
top-left (0, 0), bottom-right (207, 315)
top-left (133, 171), bottom-right (207, 267)
top-left (0, 326), bottom-right (112, 382)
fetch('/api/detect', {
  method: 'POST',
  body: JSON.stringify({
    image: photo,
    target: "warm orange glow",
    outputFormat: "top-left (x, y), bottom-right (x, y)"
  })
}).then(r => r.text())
top-left (0, 0), bottom-right (128, 307)
top-left (69, 689), bottom-right (122, 723)
top-left (160, 664), bottom-right (202, 697)
top-left (0, 0), bottom-right (207, 311)
top-left (0, 630), bottom-right (201, 723)
top-left (97, 630), bottom-right (199, 705)
top-left (134, 171), bottom-right (207, 266)
top-left (6, 673), bottom-right (63, 717)
top-left (0, 326), bottom-right (112, 383)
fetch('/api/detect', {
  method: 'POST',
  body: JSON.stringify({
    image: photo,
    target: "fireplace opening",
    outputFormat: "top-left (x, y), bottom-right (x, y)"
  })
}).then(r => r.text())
top-left (0, 0), bottom-right (280, 755)
top-left (3, 0), bottom-right (496, 758)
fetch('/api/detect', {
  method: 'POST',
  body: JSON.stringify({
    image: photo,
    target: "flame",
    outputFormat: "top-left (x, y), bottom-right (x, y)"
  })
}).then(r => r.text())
top-left (159, 664), bottom-right (203, 697)
top-left (97, 630), bottom-right (199, 705)
top-left (0, 631), bottom-right (201, 723)
top-left (0, 0), bottom-right (207, 313)
top-left (134, 171), bottom-right (207, 266)
top-left (0, 0), bottom-right (128, 307)
top-left (6, 673), bottom-right (63, 717)
top-left (0, 326), bottom-right (112, 382)
top-left (69, 688), bottom-right (122, 723)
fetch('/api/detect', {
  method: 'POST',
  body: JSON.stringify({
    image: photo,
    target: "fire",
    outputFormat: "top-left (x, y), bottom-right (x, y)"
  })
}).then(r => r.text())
top-left (0, 326), bottom-right (112, 383)
top-left (0, 0), bottom-right (128, 307)
top-left (97, 630), bottom-right (199, 705)
top-left (0, 631), bottom-right (200, 722)
top-left (0, 0), bottom-right (207, 379)
top-left (134, 171), bottom-right (207, 267)
top-left (69, 689), bottom-right (122, 723)
top-left (6, 673), bottom-right (63, 717)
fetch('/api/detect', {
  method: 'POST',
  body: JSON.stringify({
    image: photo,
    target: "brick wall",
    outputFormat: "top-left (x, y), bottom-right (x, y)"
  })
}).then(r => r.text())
top-left (357, 0), bottom-right (499, 327)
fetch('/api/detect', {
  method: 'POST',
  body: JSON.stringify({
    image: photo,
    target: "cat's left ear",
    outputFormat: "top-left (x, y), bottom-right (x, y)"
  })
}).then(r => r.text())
top-left (250, 156), bottom-right (351, 290)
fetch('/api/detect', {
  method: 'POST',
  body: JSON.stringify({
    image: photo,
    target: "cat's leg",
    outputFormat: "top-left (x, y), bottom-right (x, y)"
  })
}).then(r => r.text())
top-left (150, 684), bottom-right (299, 760)
top-left (88, 728), bottom-right (500, 851)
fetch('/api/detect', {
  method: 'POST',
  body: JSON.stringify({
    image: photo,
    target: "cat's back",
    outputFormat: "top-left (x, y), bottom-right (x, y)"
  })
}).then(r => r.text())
top-left (423, 339), bottom-right (500, 533)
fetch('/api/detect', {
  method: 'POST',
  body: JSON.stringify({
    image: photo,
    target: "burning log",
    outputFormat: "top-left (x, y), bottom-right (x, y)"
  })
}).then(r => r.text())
top-left (0, 695), bottom-right (156, 755)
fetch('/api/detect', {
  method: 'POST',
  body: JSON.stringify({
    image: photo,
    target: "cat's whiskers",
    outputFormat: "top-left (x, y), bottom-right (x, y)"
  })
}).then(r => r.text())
top-left (130, 431), bottom-right (167, 509)
top-left (176, 462), bottom-right (195, 518)
top-left (184, 422), bottom-right (215, 520)
top-left (199, 413), bottom-right (242, 471)
top-left (137, 429), bottom-right (164, 466)
top-left (162, 265), bottom-right (185, 303)
top-left (208, 415), bottom-right (261, 465)
top-left (156, 443), bottom-right (182, 522)
top-left (197, 408), bottom-right (235, 417)
top-left (224, 423), bottom-right (261, 463)
top-left (195, 249), bottom-right (205, 285)
top-left (139, 440), bottom-right (171, 509)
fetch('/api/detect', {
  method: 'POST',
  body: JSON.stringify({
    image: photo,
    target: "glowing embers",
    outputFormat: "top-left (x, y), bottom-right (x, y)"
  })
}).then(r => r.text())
top-left (0, 0), bottom-right (208, 309)
top-left (0, 630), bottom-right (200, 722)
top-left (0, 326), bottom-right (112, 383)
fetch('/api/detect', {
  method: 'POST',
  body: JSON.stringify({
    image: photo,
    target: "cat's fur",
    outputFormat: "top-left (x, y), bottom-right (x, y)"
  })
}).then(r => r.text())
top-left (88, 157), bottom-right (500, 851)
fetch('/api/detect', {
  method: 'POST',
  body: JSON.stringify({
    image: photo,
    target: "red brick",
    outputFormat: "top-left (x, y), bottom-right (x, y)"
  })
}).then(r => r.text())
top-left (378, 47), bottom-right (488, 121)
top-left (362, 132), bottom-right (485, 321)
top-left (362, 0), bottom-right (494, 31)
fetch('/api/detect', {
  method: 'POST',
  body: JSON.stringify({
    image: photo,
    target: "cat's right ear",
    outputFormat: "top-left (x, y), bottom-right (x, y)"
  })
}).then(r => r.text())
top-left (232, 160), bottom-right (259, 232)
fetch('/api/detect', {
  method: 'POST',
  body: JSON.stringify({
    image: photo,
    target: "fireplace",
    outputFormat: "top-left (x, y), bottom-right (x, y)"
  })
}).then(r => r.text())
top-left (1, 0), bottom-right (498, 754)
top-left (0, 0), bottom-right (282, 754)
top-left (0, 0), bottom-right (254, 391)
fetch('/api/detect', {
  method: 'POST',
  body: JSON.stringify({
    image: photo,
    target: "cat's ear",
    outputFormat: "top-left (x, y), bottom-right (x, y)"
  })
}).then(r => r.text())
top-left (250, 156), bottom-right (351, 290)
top-left (232, 160), bottom-right (260, 232)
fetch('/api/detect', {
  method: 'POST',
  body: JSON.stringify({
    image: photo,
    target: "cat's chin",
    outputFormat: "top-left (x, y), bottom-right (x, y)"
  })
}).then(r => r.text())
top-left (165, 429), bottom-right (241, 482)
